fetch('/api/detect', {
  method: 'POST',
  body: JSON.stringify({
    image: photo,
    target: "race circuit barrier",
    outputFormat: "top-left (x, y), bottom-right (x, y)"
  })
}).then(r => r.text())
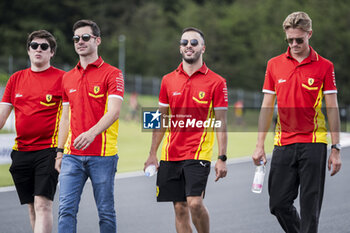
top-left (0, 134), bottom-right (15, 164)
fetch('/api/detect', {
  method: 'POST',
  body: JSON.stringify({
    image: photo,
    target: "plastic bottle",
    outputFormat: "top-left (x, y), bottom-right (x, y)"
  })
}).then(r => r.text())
top-left (144, 165), bottom-right (157, 177)
top-left (251, 161), bottom-right (266, 193)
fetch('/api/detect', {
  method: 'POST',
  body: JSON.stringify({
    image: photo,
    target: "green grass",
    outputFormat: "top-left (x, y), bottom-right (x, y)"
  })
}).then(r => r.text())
top-left (0, 164), bottom-right (12, 187)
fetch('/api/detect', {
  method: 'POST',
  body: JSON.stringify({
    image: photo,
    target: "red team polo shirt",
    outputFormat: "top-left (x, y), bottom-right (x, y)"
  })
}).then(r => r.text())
top-left (159, 63), bottom-right (228, 162)
top-left (1, 67), bottom-right (65, 151)
top-left (263, 46), bottom-right (337, 146)
top-left (62, 57), bottom-right (124, 156)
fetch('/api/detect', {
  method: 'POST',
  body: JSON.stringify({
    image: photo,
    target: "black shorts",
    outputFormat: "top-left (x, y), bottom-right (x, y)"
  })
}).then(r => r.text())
top-left (9, 148), bottom-right (59, 205)
top-left (156, 160), bottom-right (211, 202)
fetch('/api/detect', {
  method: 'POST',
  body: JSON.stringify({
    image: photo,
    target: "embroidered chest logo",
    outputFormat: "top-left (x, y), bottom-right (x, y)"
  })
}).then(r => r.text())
top-left (46, 94), bottom-right (52, 102)
top-left (199, 91), bottom-right (205, 99)
top-left (94, 86), bottom-right (100, 94)
top-left (308, 78), bottom-right (314, 86)
top-left (40, 94), bottom-right (56, 107)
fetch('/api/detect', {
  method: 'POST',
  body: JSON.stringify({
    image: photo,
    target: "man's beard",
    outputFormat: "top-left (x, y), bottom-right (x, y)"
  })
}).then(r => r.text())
top-left (182, 50), bottom-right (201, 64)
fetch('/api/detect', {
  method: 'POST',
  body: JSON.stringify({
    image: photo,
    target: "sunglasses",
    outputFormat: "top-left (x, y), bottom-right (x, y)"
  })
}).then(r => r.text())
top-left (29, 42), bottom-right (49, 51)
top-left (285, 37), bottom-right (304, 44)
top-left (72, 34), bottom-right (96, 43)
top-left (180, 39), bottom-right (199, 47)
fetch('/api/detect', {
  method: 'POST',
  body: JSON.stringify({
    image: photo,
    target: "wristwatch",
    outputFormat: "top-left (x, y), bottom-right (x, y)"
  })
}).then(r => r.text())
top-left (218, 155), bottom-right (227, 162)
top-left (56, 148), bottom-right (64, 153)
top-left (331, 144), bottom-right (341, 151)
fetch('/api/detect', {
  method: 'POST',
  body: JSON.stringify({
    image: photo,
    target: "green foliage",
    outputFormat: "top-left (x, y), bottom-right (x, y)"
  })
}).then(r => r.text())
top-left (0, 73), bottom-right (9, 85)
top-left (0, 164), bottom-right (13, 187)
top-left (1, 0), bottom-right (350, 104)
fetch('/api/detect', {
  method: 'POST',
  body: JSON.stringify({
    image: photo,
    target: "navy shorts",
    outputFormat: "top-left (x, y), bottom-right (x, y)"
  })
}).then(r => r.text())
top-left (156, 160), bottom-right (211, 202)
top-left (9, 148), bottom-right (59, 204)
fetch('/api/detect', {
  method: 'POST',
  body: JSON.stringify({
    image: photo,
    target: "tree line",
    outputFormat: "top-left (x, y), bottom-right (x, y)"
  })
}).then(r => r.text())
top-left (1, 0), bottom-right (349, 104)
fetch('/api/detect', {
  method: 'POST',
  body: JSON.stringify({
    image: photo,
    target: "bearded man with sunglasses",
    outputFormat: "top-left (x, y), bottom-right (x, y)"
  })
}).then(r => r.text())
top-left (55, 19), bottom-right (124, 233)
top-left (144, 27), bottom-right (228, 233)
top-left (252, 11), bottom-right (341, 233)
top-left (0, 30), bottom-right (64, 233)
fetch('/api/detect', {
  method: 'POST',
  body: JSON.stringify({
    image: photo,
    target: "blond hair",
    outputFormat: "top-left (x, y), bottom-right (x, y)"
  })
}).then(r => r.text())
top-left (283, 11), bottom-right (312, 32)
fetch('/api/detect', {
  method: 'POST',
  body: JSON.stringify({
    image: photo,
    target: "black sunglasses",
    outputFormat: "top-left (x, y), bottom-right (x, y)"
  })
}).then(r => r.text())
top-left (285, 37), bottom-right (304, 44)
top-left (29, 42), bottom-right (49, 51)
top-left (72, 34), bottom-right (96, 43)
top-left (180, 39), bottom-right (199, 47)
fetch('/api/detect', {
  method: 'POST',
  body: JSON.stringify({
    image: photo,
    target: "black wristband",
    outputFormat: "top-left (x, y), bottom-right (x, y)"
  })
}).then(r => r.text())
top-left (218, 155), bottom-right (227, 162)
top-left (331, 144), bottom-right (341, 151)
top-left (56, 148), bottom-right (64, 153)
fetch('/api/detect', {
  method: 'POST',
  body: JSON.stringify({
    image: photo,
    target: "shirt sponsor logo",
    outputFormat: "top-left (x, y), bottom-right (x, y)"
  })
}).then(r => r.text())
top-left (172, 92), bottom-right (181, 96)
top-left (116, 73), bottom-right (124, 92)
top-left (15, 94), bottom-right (23, 98)
top-left (278, 79), bottom-right (286, 84)
top-left (69, 89), bottom-right (77, 93)
top-left (199, 91), bottom-right (205, 99)
top-left (223, 87), bottom-right (228, 102)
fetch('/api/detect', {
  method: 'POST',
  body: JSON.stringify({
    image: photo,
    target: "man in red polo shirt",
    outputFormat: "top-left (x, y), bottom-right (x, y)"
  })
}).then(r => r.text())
top-left (0, 30), bottom-right (64, 233)
top-left (55, 19), bottom-right (124, 233)
top-left (252, 12), bottom-right (341, 233)
top-left (144, 27), bottom-right (228, 233)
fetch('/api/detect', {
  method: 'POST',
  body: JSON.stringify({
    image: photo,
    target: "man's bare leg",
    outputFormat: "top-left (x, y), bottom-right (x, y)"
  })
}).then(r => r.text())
top-left (173, 201), bottom-right (193, 233)
top-left (187, 196), bottom-right (209, 233)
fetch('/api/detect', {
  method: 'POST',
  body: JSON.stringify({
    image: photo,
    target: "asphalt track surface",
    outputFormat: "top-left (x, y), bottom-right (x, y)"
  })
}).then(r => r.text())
top-left (0, 147), bottom-right (349, 233)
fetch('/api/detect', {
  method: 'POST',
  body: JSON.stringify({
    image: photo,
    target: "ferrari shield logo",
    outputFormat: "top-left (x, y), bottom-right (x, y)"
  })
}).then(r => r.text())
top-left (94, 86), bottom-right (100, 94)
top-left (308, 78), bottom-right (314, 86)
top-left (46, 94), bottom-right (52, 102)
top-left (199, 91), bottom-right (205, 99)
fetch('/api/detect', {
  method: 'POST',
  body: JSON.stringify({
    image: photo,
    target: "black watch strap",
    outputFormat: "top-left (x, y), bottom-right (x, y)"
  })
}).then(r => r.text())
top-left (331, 144), bottom-right (341, 151)
top-left (218, 155), bottom-right (227, 162)
top-left (56, 148), bottom-right (64, 153)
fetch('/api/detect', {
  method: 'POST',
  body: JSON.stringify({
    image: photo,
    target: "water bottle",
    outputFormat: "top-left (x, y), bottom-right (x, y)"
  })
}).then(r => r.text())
top-left (145, 165), bottom-right (157, 177)
top-left (251, 161), bottom-right (266, 193)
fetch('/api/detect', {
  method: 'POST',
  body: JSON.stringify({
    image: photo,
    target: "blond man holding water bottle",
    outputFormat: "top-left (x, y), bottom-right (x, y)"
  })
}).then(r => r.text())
top-left (252, 11), bottom-right (341, 233)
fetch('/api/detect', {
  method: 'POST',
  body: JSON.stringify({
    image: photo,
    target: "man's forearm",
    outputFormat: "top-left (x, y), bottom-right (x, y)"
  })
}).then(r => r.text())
top-left (149, 106), bottom-right (168, 156)
top-left (215, 109), bottom-right (228, 155)
top-left (57, 106), bottom-right (70, 149)
top-left (0, 104), bottom-right (12, 130)
top-left (87, 98), bottom-right (122, 137)
top-left (256, 94), bottom-right (276, 147)
top-left (149, 128), bottom-right (166, 156)
top-left (325, 94), bottom-right (340, 144)
top-left (327, 108), bottom-right (340, 145)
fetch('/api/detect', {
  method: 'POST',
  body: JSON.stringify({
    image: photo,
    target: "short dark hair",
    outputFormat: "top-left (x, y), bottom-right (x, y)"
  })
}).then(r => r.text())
top-left (27, 30), bottom-right (57, 54)
top-left (73, 19), bottom-right (101, 37)
top-left (182, 27), bottom-right (205, 43)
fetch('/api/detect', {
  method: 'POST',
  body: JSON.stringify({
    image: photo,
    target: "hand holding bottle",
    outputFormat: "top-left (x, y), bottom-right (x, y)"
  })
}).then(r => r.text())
top-left (251, 161), bottom-right (266, 193)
